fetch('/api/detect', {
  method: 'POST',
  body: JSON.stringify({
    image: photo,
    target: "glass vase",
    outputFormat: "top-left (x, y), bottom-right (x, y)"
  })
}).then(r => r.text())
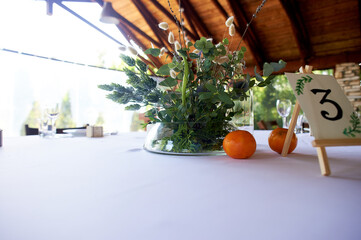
top-left (144, 122), bottom-right (236, 155)
top-left (230, 90), bottom-right (254, 134)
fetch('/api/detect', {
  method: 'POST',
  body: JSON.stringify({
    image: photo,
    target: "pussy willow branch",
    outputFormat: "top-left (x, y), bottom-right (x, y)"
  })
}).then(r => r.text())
top-left (178, 0), bottom-right (186, 48)
top-left (168, 0), bottom-right (183, 47)
top-left (236, 0), bottom-right (267, 51)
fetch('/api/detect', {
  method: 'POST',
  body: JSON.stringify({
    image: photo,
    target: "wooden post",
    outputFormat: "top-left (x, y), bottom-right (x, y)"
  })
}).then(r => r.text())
top-left (281, 102), bottom-right (300, 156)
top-left (316, 147), bottom-right (330, 176)
top-left (282, 65), bottom-right (312, 156)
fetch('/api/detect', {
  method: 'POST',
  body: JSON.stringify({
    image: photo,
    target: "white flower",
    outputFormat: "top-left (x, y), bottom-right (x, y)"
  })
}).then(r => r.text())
top-left (127, 45), bottom-right (138, 56)
top-left (229, 23), bottom-right (235, 36)
top-left (225, 16), bottom-right (234, 27)
top-left (158, 22), bottom-right (169, 30)
top-left (170, 69), bottom-right (177, 79)
top-left (119, 45), bottom-right (126, 51)
top-left (159, 47), bottom-right (166, 57)
top-left (168, 31), bottom-right (174, 44)
top-left (192, 49), bottom-right (200, 54)
top-left (174, 41), bottom-right (181, 51)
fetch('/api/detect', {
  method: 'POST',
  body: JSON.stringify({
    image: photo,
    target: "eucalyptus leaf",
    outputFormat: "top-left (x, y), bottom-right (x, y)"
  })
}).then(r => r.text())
top-left (168, 62), bottom-right (176, 69)
top-left (255, 72), bottom-right (264, 82)
top-left (157, 64), bottom-right (170, 75)
top-left (249, 80), bottom-right (256, 88)
top-left (263, 62), bottom-right (274, 77)
top-left (144, 48), bottom-right (160, 57)
top-left (270, 60), bottom-right (287, 72)
top-left (218, 92), bottom-right (233, 105)
top-left (205, 83), bottom-right (217, 93)
top-left (177, 49), bottom-right (187, 57)
top-left (199, 92), bottom-right (213, 100)
top-left (159, 77), bottom-right (178, 88)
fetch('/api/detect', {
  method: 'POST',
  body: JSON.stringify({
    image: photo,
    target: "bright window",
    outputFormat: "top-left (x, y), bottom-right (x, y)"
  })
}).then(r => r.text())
top-left (0, 0), bottom-right (140, 136)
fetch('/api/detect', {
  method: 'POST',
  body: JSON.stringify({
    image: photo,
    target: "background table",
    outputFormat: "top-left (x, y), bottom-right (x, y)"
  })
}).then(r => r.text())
top-left (0, 131), bottom-right (360, 240)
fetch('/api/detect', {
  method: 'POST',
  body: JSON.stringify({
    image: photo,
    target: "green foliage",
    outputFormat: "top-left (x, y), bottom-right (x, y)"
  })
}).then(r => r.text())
top-left (144, 48), bottom-right (160, 57)
top-left (98, 57), bottom-right (158, 108)
top-left (57, 91), bottom-right (76, 128)
top-left (99, 35), bottom-right (287, 152)
top-left (253, 75), bottom-right (296, 129)
top-left (194, 37), bottom-right (214, 54)
top-left (343, 112), bottom-right (361, 137)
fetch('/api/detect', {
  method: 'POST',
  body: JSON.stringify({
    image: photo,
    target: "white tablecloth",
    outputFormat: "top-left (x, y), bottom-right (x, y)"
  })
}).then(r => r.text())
top-left (0, 131), bottom-right (360, 240)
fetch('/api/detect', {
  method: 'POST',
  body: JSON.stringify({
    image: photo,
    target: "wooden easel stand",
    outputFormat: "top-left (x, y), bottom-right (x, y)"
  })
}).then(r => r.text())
top-left (282, 65), bottom-right (361, 176)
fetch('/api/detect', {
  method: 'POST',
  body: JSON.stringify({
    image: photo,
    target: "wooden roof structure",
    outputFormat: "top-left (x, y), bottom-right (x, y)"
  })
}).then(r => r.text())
top-left (102, 0), bottom-right (360, 74)
top-left (45, 0), bottom-right (359, 74)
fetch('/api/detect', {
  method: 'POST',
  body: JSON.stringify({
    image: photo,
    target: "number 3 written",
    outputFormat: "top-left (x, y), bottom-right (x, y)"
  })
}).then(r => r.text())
top-left (310, 89), bottom-right (343, 121)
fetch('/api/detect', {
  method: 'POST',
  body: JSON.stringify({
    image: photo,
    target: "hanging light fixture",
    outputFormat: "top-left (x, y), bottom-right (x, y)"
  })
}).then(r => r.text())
top-left (100, 2), bottom-right (121, 24)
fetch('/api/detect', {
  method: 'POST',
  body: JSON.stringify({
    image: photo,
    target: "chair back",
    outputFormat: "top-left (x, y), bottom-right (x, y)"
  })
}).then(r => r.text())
top-left (25, 124), bottom-right (39, 135)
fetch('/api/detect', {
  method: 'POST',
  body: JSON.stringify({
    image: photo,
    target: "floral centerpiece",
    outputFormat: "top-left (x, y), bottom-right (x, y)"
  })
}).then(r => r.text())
top-left (99, 0), bottom-right (286, 154)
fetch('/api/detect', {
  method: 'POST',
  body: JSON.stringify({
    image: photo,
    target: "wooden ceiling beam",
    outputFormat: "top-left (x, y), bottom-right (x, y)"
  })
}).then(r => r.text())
top-left (211, 0), bottom-right (229, 19)
top-left (116, 23), bottom-right (162, 69)
top-left (227, 0), bottom-right (264, 69)
top-left (182, 0), bottom-right (215, 40)
top-left (148, 0), bottom-right (198, 41)
top-left (132, 0), bottom-right (171, 51)
top-left (243, 51), bottom-right (361, 75)
top-left (359, 0), bottom-right (361, 32)
top-left (117, 14), bottom-right (163, 48)
top-left (280, 0), bottom-right (313, 65)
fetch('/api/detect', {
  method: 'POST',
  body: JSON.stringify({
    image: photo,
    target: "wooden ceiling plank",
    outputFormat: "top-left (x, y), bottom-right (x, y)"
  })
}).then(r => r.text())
top-left (117, 23), bottom-right (162, 69)
top-left (132, 0), bottom-right (171, 51)
top-left (148, 0), bottom-right (198, 41)
top-left (279, 0), bottom-right (313, 65)
top-left (117, 14), bottom-right (163, 48)
top-left (211, 0), bottom-right (229, 19)
top-left (182, 0), bottom-right (214, 40)
top-left (227, 0), bottom-right (264, 69)
top-left (359, 0), bottom-right (361, 30)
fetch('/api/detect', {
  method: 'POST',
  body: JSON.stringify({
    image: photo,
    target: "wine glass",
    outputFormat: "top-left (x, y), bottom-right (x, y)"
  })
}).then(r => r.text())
top-left (295, 114), bottom-right (304, 134)
top-left (45, 103), bottom-right (60, 137)
top-left (276, 99), bottom-right (292, 128)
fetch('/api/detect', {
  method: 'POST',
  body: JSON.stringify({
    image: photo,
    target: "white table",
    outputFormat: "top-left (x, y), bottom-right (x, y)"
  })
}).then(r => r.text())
top-left (0, 131), bottom-right (360, 240)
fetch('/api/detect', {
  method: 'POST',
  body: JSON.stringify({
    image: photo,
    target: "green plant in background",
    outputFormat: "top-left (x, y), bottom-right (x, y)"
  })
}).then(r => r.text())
top-left (57, 91), bottom-right (76, 128)
top-left (22, 101), bottom-right (42, 135)
top-left (99, 0), bottom-right (286, 153)
top-left (253, 75), bottom-right (296, 129)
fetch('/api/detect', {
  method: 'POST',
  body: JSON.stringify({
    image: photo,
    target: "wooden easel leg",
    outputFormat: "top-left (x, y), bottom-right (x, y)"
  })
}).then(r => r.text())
top-left (316, 147), bottom-right (331, 176)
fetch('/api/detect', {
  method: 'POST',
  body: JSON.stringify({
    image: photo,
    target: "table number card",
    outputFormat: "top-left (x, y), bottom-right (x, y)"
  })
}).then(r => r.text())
top-left (284, 71), bottom-right (361, 176)
top-left (285, 73), bottom-right (361, 140)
